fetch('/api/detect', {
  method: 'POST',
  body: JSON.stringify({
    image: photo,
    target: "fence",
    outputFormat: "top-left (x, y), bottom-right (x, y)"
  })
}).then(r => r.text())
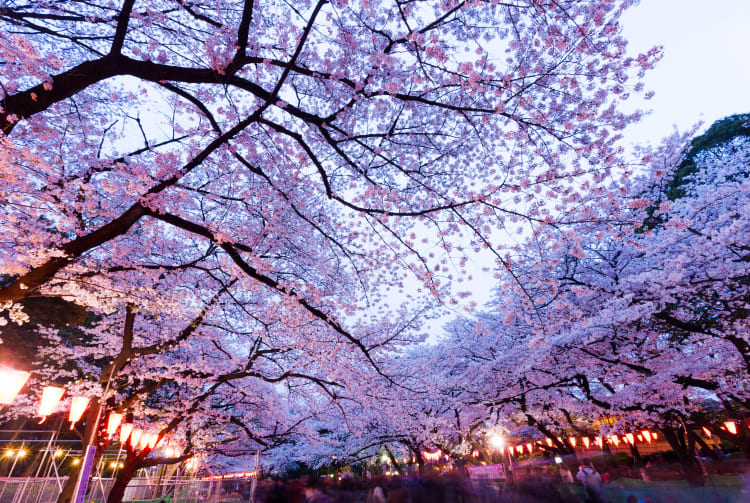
top-left (0, 475), bottom-right (253, 503)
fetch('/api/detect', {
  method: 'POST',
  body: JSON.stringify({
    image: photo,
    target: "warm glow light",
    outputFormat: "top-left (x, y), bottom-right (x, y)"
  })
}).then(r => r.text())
top-left (526, 443), bottom-right (533, 453)
top-left (515, 445), bottom-right (523, 454)
top-left (72, 458), bottom-right (80, 465)
top-left (138, 431), bottom-right (150, 450)
top-left (68, 396), bottom-right (90, 429)
top-left (546, 438), bottom-right (553, 447)
top-left (569, 437), bottom-right (576, 447)
top-left (5, 450), bottom-right (14, 457)
top-left (17, 449), bottom-right (27, 458)
top-left (610, 435), bottom-right (620, 447)
top-left (0, 369), bottom-right (30, 404)
top-left (39, 386), bottom-right (65, 422)
top-left (725, 421), bottom-right (738, 435)
top-left (595, 437), bottom-right (603, 448)
top-left (702, 427), bottom-right (711, 438)
top-left (54, 450), bottom-right (63, 458)
top-left (643, 430), bottom-right (652, 443)
top-left (422, 449), bottom-right (442, 462)
top-left (106, 413), bottom-right (123, 437)
top-left (626, 433), bottom-right (635, 445)
top-left (120, 423), bottom-right (133, 444)
top-left (652, 432), bottom-right (658, 441)
top-left (110, 462), bottom-right (117, 468)
top-left (147, 433), bottom-right (159, 449)
top-left (489, 434), bottom-right (504, 450)
top-left (129, 428), bottom-right (142, 449)
top-left (582, 437), bottom-right (590, 448)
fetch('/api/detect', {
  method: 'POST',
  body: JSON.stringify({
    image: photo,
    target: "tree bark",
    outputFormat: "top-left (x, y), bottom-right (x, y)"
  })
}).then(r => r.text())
top-left (56, 399), bottom-right (103, 503)
top-left (661, 426), bottom-right (704, 487)
top-left (106, 456), bottom-right (139, 503)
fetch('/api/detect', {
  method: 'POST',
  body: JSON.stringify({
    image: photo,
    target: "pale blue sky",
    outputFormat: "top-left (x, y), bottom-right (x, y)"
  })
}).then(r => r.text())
top-left (621, 0), bottom-right (750, 145)
top-left (426, 1), bottom-right (750, 336)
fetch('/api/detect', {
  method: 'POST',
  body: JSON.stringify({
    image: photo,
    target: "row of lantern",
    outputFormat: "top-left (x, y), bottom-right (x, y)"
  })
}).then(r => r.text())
top-left (0, 370), bottom-right (174, 454)
top-left (497, 431), bottom-right (659, 457)
top-left (497, 421), bottom-right (745, 457)
top-left (200, 471), bottom-right (257, 481)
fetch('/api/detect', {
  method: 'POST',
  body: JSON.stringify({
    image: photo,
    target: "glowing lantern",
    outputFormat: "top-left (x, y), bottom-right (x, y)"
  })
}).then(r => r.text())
top-left (642, 430), bottom-right (652, 443)
top-left (625, 433), bottom-right (635, 445)
top-left (148, 433), bottom-right (159, 449)
top-left (582, 437), bottom-right (590, 448)
top-left (595, 437), bottom-right (603, 448)
top-left (139, 432), bottom-right (150, 450)
top-left (569, 437), bottom-right (576, 448)
top-left (39, 386), bottom-right (65, 422)
top-left (68, 396), bottom-right (90, 429)
top-left (516, 445), bottom-right (523, 454)
top-left (0, 369), bottom-right (30, 404)
top-left (120, 423), bottom-right (133, 444)
top-left (701, 427), bottom-right (711, 438)
top-left (610, 436), bottom-right (620, 447)
top-left (106, 413), bottom-right (123, 437)
top-left (724, 421), bottom-right (737, 435)
top-left (651, 432), bottom-right (658, 441)
top-left (545, 438), bottom-right (553, 447)
top-left (526, 443), bottom-right (533, 453)
top-left (471, 450), bottom-right (479, 458)
top-left (637, 434), bottom-right (643, 442)
top-left (129, 429), bottom-right (142, 449)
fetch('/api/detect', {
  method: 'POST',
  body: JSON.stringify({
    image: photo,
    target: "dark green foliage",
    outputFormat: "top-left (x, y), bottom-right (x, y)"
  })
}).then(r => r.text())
top-left (666, 113), bottom-right (750, 200)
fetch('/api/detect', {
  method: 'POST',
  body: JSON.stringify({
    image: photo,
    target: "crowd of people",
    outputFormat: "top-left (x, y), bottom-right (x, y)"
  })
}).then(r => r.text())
top-left (248, 454), bottom-right (750, 503)
top-left (252, 458), bottom-right (619, 503)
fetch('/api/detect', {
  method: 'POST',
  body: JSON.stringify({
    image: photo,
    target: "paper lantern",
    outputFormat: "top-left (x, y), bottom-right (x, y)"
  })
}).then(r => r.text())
top-left (610, 435), bottom-right (620, 447)
top-left (569, 437), bottom-right (576, 447)
top-left (637, 434), bottom-right (643, 442)
top-left (139, 432), bottom-right (150, 450)
top-left (148, 433), bottom-right (159, 449)
top-left (120, 423), bottom-right (133, 444)
top-left (39, 386), bottom-right (65, 422)
top-left (129, 428), bottom-right (142, 449)
top-left (642, 430), bottom-right (652, 443)
top-left (106, 413), bottom-right (123, 437)
top-left (545, 438), bottom-right (553, 447)
top-left (582, 437), bottom-right (590, 448)
top-left (0, 369), bottom-right (30, 404)
top-left (68, 396), bottom-right (90, 429)
top-left (724, 421), bottom-right (737, 435)
top-left (651, 432), bottom-right (658, 441)
top-left (526, 443), bottom-right (533, 453)
top-left (625, 433), bottom-right (635, 445)
top-left (595, 437), bottom-right (603, 448)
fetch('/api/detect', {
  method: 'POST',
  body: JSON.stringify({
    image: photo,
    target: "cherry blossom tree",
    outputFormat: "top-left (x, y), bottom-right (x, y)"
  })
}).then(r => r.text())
top-left (425, 118), bottom-right (750, 484)
top-left (0, 0), bottom-right (663, 498)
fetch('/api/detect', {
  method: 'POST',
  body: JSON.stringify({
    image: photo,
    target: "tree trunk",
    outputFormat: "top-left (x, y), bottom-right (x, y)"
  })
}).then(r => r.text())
top-left (661, 426), bottom-right (704, 487)
top-left (56, 400), bottom-right (102, 503)
top-left (106, 458), bottom-right (138, 503)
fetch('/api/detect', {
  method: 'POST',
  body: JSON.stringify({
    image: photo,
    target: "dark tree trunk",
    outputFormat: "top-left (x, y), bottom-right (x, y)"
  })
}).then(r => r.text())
top-left (661, 426), bottom-right (704, 487)
top-left (56, 403), bottom-right (102, 503)
top-left (106, 458), bottom-right (138, 503)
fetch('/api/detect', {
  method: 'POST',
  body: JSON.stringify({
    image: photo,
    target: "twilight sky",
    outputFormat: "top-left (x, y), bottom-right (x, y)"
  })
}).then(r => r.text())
top-left (620, 0), bottom-right (750, 146)
top-left (427, 0), bottom-right (750, 337)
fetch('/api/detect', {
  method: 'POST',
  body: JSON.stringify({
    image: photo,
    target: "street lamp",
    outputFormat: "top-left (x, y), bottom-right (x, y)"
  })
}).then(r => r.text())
top-left (489, 434), bottom-right (505, 450)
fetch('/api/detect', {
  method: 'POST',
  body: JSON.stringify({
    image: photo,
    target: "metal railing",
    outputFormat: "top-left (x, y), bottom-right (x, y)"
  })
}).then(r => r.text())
top-left (0, 475), bottom-right (250, 503)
